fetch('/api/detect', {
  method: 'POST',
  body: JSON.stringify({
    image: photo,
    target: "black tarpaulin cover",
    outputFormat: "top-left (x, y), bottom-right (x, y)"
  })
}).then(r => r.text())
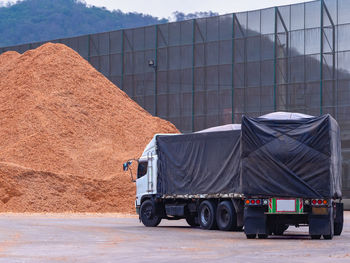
top-left (156, 130), bottom-right (241, 195)
top-left (241, 114), bottom-right (342, 199)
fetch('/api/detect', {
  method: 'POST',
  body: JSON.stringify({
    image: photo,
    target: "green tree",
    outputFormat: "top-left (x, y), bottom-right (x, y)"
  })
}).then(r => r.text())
top-left (0, 0), bottom-right (168, 47)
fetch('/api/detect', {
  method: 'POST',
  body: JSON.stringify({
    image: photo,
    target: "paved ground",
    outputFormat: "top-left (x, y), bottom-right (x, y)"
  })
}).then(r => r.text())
top-left (0, 212), bottom-right (349, 263)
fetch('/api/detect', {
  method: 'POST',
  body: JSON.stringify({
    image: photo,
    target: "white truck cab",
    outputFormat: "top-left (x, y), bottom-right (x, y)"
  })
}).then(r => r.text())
top-left (124, 134), bottom-right (177, 212)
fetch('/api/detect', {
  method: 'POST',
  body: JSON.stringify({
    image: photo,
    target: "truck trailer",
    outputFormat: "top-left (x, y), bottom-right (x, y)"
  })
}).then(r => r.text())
top-left (241, 113), bottom-right (344, 239)
top-left (123, 126), bottom-right (244, 231)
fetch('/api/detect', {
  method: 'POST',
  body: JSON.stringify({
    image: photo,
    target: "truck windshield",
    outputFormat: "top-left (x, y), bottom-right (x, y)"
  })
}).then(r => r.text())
top-left (137, 162), bottom-right (148, 179)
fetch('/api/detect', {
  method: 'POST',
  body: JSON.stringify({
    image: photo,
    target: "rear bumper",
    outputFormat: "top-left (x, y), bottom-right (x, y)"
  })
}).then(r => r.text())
top-left (244, 204), bottom-right (334, 236)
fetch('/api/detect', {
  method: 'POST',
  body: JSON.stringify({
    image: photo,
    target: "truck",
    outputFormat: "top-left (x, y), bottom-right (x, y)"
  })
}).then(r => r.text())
top-left (123, 125), bottom-right (244, 231)
top-left (241, 112), bottom-right (344, 239)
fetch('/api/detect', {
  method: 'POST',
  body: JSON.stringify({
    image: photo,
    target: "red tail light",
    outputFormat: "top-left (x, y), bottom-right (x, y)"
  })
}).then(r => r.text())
top-left (311, 199), bottom-right (328, 206)
top-left (245, 199), bottom-right (264, 206)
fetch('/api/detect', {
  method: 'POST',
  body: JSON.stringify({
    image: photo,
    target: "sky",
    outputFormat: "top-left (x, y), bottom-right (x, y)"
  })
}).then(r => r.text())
top-left (1, 0), bottom-right (310, 20)
top-left (83, 0), bottom-right (309, 19)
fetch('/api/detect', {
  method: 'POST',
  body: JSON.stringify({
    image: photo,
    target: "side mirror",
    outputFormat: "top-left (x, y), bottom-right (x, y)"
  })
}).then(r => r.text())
top-left (123, 161), bottom-right (132, 171)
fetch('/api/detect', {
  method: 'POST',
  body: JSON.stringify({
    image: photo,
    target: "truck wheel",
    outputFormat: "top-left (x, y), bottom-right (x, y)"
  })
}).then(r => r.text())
top-left (216, 201), bottom-right (237, 231)
top-left (273, 224), bottom-right (288, 235)
top-left (140, 200), bottom-right (162, 227)
top-left (334, 221), bottom-right (343, 236)
top-left (235, 226), bottom-right (243, 231)
top-left (185, 214), bottom-right (199, 227)
top-left (311, 235), bottom-right (321, 240)
top-left (246, 234), bottom-right (256, 239)
top-left (323, 234), bottom-right (333, 240)
top-left (198, 200), bottom-right (217, 230)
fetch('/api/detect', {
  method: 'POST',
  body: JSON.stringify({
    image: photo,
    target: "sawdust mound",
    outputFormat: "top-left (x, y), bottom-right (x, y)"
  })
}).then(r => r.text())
top-left (0, 43), bottom-right (178, 213)
top-left (0, 51), bottom-right (20, 71)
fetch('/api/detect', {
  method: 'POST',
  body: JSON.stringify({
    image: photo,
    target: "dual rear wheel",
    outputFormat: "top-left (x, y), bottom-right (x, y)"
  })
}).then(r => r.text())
top-left (198, 200), bottom-right (238, 231)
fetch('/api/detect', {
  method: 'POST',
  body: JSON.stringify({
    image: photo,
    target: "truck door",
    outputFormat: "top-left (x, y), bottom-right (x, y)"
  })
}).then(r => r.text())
top-left (136, 153), bottom-right (156, 204)
top-left (136, 161), bottom-right (148, 205)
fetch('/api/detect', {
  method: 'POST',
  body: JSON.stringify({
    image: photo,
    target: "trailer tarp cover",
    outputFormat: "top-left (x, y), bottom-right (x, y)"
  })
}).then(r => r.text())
top-left (157, 130), bottom-right (241, 195)
top-left (241, 114), bottom-right (342, 199)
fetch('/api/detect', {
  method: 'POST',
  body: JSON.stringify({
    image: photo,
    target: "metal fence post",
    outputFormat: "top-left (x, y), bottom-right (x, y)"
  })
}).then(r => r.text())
top-left (87, 35), bottom-right (90, 62)
top-left (231, 13), bottom-right (235, 124)
top-left (320, 0), bottom-right (324, 115)
top-left (108, 32), bottom-right (111, 79)
top-left (273, 7), bottom-right (278, 112)
top-left (192, 19), bottom-right (196, 132)
top-left (154, 24), bottom-right (158, 116)
top-left (121, 30), bottom-right (125, 91)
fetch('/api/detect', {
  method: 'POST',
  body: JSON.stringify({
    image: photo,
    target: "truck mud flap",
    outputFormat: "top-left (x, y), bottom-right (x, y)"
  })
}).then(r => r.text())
top-left (309, 207), bottom-right (333, 236)
top-left (335, 203), bottom-right (343, 225)
top-left (334, 202), bottom-right (344, 235)
top-left (244, 206), bottom-right (268, 235)
top-left (233, 199), bottom-right (244, 228)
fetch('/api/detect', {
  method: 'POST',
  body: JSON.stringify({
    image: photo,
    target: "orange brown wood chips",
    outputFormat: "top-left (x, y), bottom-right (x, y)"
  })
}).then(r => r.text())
top-left (0, 43), bottom-right (179, 213)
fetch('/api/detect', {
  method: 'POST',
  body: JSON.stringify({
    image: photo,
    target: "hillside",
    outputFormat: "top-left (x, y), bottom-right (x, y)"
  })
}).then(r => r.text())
top-left (0, 0), bottom-right (219, 48)
top-left (0, 0), bottom-right (168, 47)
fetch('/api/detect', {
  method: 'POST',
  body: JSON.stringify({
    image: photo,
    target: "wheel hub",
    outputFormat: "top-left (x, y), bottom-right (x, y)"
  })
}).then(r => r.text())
top-left (143, 205), bottom-right (153, 219)
top-left (201, 206), bottom-right (210, 225)
top-left (220, 208), bottom-right (230, 225)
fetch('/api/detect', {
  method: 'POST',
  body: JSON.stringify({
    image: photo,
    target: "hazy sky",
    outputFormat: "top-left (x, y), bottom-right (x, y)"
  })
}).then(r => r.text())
top-left (83, 0), bottom-right (309, 19)
top-left (2, 0), bottom-right (310, 19)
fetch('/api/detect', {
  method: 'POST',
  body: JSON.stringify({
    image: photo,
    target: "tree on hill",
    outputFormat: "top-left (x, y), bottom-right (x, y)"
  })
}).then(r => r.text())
top-left (0, 0), bottom-right (219, 48)
top-left (0, 0), bottom-right (168, 47)
top-left (173, 11), bottom-right (218, 21)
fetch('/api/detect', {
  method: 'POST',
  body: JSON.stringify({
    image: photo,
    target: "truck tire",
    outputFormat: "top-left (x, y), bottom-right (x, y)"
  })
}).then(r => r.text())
top-left (185, 214), bottom-right (199, 227)
top-left (198, 200), bottom-right (217, 230)
top-left (246, 234), bottom-right (256, 239)
top-left (323, 233), bottom-right (333, 240)
top-left (272, 224), bottom-right (288, 236)
top-left (311, 235), bottom-right (321, 239)
top-left (334, 221), bottom-right (343, 236)
top-left (236, 226), bottom-right (243, 231)
top-left (216, 201), bottom-right (237, 231)
top-left (140, 200), bottom-right (162, 227)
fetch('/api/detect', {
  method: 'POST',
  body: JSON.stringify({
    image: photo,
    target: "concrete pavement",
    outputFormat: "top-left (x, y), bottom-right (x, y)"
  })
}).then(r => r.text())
top-left (0, 212), bottom-right (349, 263)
